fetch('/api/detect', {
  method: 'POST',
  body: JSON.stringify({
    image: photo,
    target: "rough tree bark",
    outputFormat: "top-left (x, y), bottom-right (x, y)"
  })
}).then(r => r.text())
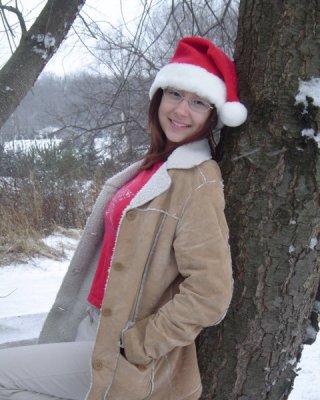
top-left (198, 1), bottom-right (320, 399)
top-left (0, 0), bottom-right (86, 130)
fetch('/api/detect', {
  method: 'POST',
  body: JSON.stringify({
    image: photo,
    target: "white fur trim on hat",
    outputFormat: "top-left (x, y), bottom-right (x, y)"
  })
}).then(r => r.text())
top-left (149, 63), bottom-right (226, 109)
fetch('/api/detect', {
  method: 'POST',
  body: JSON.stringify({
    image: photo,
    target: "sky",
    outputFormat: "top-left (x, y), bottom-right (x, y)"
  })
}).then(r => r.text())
top-left (0, 0), bottom-right (145, 76)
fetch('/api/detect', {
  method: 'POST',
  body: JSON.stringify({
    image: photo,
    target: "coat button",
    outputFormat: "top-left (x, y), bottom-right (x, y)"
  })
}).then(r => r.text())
top-left (137, 364), bottom-right (148, 371)
top-left (126, 211), bottom-right (136, 221)
top-left (114, 262), bottom-right (124, 271)
top-left (92, 359), bottom-right (103, 370)
top-left (101, 307), bottom-right (112, 317)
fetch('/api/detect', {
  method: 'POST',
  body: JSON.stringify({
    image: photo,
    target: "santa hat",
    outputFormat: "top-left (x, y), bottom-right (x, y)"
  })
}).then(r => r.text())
top-left (149, 36), bottom-right (247, 127)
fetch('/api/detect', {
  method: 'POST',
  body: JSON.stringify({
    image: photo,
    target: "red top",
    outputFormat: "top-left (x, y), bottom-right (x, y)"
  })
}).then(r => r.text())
top-left (88, 162), bottom-right (163, 308)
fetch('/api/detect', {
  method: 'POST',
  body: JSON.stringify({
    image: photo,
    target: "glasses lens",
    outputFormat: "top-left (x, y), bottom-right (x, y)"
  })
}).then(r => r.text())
top-left (164, 89), bottom-right (182, 102)
top-left (190, 99), bottom-right (211, 112)
top-left (163, 88), bottom-right (212, 112)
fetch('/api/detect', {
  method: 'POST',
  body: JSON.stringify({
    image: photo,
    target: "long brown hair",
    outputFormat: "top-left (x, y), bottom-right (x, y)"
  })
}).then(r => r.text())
top-left (141, 89), bottom-right (218, 169)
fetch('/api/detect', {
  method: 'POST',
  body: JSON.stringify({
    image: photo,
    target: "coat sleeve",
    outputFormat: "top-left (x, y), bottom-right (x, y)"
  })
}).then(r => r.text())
top-left (122, 180), bottom-right (233, 366)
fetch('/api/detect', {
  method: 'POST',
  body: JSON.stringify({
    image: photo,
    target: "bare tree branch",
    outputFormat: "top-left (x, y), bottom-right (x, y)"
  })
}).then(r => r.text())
top-left (0, 288), bottom-right (17, 298)
top-left (0, 2), bottom-right (27, 36)
top-left (0, 0), bottom-right (87, 131)
top-left (0, 9), bottom-right (15, 53)
top-left (77, 12), bottom-right (97, 39)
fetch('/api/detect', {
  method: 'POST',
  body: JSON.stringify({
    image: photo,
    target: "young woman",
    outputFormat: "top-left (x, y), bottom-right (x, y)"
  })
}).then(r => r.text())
top-left (0, 36), bottom-right (247, 400)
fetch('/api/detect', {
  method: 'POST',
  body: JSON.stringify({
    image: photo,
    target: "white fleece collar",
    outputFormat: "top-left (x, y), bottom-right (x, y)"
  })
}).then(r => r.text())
top-left (166, 138), bottom-right (211, 169)
top-left (130, 139), bottom-right (211, 209)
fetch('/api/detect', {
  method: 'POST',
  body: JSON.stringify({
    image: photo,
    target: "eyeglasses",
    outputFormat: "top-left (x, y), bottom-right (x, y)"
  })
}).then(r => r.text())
top-left (162, 88), bottom-right (214, 113)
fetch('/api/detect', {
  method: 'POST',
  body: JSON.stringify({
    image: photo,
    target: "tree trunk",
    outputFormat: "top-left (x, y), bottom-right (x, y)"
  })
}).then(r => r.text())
top-left (198, 1), bottom-right (320, 399)
top-left (0, 0), bottom-right (86, 130)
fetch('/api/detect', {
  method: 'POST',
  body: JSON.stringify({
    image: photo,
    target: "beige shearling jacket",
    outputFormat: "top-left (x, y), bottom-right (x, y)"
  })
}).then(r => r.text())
top-left (39, 139), bottom-right (233, 400)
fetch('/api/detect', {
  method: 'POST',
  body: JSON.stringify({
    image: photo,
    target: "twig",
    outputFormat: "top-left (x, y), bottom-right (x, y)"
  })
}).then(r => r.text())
top-left (0, 3), bottom-right (27, 35)
top-left (0, 288), bottom-right (17, 298)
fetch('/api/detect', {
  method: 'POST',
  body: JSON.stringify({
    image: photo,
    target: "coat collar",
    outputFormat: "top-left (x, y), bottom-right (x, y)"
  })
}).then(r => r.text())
top-left (166, 138), bottom-right (212, 169)
top-left (130, 139), bottom-right (211, 209)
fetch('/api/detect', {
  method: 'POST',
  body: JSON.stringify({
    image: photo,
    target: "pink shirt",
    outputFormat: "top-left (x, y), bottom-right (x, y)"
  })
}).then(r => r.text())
top-left (88, 162), bottom-right (163, 308)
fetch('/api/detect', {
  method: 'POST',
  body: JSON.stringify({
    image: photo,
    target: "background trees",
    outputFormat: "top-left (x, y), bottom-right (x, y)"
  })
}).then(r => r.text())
top-left (0, 0), bottom-right (86, 129)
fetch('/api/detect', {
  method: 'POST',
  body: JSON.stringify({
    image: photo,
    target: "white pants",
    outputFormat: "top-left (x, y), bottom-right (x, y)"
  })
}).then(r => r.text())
top-left (0, 307), bottom-right (99, 400)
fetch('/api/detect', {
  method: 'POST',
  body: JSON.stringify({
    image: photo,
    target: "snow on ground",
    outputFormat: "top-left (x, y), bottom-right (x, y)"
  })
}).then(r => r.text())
top-left (0, 230), bottom-right (80, 343)
top-left (289, 343), bottom-right (320, 400)
top-left (3, 138), bottom-right (63, 152)
top-left (0, 230), bottom-right (319, 399)
top-left (3, 137), bottom-right (112, 156)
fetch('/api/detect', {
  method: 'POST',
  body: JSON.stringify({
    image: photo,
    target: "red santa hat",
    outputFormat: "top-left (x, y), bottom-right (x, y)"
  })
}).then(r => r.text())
top-left (149, 36), bottom-right (247, 127)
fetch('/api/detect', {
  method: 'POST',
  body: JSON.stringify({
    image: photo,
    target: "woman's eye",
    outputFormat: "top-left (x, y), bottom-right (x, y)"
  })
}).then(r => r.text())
top-left (169, 90), bottom-right (182, 99)
top-left (193, 99), bottom-right (207, 107)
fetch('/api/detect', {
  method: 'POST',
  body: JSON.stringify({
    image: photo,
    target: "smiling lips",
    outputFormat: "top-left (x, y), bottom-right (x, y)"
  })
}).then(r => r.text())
top-left (169, 118), bottom-right (191, 130)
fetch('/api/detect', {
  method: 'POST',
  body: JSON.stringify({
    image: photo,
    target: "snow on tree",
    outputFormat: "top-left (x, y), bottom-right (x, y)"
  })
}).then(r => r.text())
top-left (0, 0), bottom-right (86, 130)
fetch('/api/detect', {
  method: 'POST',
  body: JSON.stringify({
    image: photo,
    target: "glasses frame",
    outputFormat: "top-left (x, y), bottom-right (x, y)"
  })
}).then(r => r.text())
top-left (162, 88), bottom-right (214, 113)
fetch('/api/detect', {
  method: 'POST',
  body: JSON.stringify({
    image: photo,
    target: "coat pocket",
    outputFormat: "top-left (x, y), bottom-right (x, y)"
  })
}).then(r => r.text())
top-left (107, 354), bottom-right (154, 400)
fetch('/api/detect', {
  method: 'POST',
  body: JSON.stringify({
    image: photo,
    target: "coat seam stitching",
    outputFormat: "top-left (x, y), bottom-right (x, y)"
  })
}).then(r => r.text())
top-left (131, 213), bottom-right (168, 322)
top-left (196, 165), bottom-right (207, 183)
top-left (178, 180), bottom-right (220, 223)
top-left (135, 207), bottom-right (180, 220)
top-left (180, 383), bottom-right (202, 399)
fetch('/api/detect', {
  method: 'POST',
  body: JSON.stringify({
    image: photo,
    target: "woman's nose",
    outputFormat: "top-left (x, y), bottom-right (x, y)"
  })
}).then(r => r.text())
top-left (173, 98), bottom-right (190, 115)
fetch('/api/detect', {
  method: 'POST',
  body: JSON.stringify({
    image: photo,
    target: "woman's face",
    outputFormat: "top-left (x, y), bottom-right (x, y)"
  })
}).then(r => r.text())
top-left (158, 88), bottom-right (212, 143)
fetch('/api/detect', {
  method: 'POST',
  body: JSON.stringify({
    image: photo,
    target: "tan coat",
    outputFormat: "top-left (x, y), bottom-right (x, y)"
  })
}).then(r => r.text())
top-left (39, 139), bottom-right (233, 400)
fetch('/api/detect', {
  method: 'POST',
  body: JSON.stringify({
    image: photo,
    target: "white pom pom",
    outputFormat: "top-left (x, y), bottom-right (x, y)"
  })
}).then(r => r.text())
top-left (219, 102), bottom-right (248, 127)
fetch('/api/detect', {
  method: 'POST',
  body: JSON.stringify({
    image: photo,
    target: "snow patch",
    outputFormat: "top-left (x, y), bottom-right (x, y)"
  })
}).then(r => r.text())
top-left (4, 138), bottom-right (62, 152)
top-left (295, 78), bottom-right (320, 147)
top-left (287, 357), bottom-right (297, 366)
top-left (302, 129), bottom-right (320, 148)
top-left (31, 33), bottom-right (56, 49)
top-left (32, 47), bottom-right (49, 60)
top-left (31, 33), bottom-right (56, 59)
top-left (0, 314), bottom-right (47, 345)
top-left (44, 33), bottom-right (56, 50)
top-left (0, 230), bottom-right (79, 320)
top-left (289, 245), bottom-right (295, 253)
top-left (3, 137), bottom-right (111, 158)
top-left (295, 78), bottom-right (320, 107)
top-left (309, 238), bottom-right (318, 250)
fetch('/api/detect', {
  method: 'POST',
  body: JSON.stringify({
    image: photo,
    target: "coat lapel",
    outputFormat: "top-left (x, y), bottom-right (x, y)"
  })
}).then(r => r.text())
top-left (105, 161), bottom-right (142, 190)
top-left (129, 139), bottom-right (211, 209)
top-left (166, 138), bottom-right (212, 169)
top-left (129, 163), bottom-right (171, 209)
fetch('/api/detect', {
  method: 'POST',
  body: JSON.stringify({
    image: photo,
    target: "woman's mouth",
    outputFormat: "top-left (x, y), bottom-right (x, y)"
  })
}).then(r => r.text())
top-left (169, 118), bottom-right (191, 129)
